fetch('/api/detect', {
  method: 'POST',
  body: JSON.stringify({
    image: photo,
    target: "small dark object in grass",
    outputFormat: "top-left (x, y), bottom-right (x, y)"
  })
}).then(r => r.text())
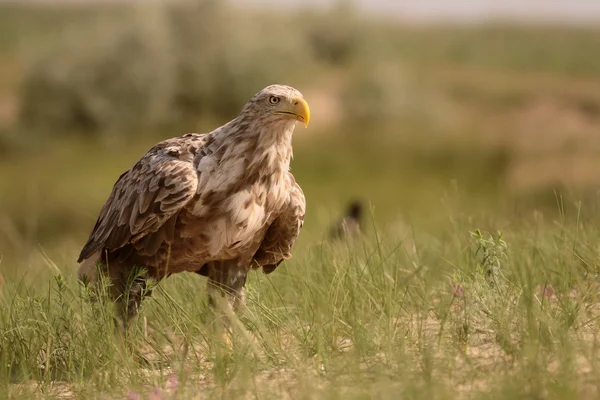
top-left (329, 200), bottom-right (363, 240)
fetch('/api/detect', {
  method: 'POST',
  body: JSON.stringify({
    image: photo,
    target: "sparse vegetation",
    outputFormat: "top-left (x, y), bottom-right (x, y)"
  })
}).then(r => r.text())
top-left (2, 209), bottom-right (600, 399)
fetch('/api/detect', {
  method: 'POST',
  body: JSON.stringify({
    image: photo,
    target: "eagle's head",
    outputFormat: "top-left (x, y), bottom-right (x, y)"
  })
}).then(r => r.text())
top-left (241, 85), bottom-right (310, 128)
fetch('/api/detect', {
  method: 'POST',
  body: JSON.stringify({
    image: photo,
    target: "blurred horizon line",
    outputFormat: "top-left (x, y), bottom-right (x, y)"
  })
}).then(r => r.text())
top-left (2, 0), bottom-right (600, 26)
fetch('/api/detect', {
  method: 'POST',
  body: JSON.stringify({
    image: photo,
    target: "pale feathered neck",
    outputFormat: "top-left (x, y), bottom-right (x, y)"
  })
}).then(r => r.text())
top-left (202, 114), bottom-right (296, 179)
top-left (208, 114), bottom-right (296, 172)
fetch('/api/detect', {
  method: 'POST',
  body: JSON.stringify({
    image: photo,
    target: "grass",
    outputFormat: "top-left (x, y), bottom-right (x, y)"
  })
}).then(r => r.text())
top-left (1, 198), bottom-right (600, 399)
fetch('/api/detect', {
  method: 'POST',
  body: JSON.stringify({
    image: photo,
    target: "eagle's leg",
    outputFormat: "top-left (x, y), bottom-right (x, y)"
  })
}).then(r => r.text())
top-left (78, 257), bottom-right (151, 331)
top-left (205, 261), bottom-right (248, 342)
top-left (114, 265), bottom-right (151, 329)
top-left (206, 261), bottom-right (247, 313)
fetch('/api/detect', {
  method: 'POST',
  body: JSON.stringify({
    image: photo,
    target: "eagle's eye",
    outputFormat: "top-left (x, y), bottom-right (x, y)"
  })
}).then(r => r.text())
top-left (268, 96), bottom-right (280, 105)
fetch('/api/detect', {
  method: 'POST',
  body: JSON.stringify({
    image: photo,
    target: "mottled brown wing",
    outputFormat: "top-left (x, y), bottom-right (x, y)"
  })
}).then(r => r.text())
top-left (253, 175), bottom-right (306, 274)
top-left (77, 148), bottom-right (198, 263)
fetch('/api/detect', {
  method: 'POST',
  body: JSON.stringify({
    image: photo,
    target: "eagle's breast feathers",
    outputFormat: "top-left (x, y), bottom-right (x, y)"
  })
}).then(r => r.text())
top-left (78, 130), bottom-right (305, 277)
top-left (78, 85), bottom-right (309, 281)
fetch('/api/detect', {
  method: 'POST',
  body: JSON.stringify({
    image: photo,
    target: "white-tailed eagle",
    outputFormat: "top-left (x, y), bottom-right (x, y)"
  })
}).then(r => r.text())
top-left (77, 85), bottom-right (309, 324)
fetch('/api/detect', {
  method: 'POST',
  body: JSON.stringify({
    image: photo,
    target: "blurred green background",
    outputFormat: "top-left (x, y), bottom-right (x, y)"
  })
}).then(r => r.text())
top-left (1, 0), bottom-right (600, 276)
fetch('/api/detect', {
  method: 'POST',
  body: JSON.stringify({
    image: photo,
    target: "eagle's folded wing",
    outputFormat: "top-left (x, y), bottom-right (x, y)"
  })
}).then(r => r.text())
top-left (77, 149), bottom-right (198, 263)
top-left (252, 175), bottom-right (306, 274)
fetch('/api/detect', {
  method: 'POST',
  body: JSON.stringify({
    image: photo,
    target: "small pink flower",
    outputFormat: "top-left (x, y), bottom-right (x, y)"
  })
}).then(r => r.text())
top-left (542, 285), bottom-right (555, 299)
top-left (167, 375), bottom-right (179, 390)
top-left (148, 388), bottom-right (164, 400)
top-left (126, 391), bottom-right (141, 400)
top-left (453, 284), bottom-right (463, 297)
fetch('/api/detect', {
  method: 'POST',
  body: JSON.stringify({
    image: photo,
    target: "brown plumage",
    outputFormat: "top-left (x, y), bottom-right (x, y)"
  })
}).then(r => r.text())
top-left (77, 85), bottom-right (309, 325)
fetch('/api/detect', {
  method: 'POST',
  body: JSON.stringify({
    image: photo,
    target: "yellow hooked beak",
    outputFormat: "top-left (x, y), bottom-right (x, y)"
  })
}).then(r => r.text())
top-left (274, 97), bottom-right (310, 127)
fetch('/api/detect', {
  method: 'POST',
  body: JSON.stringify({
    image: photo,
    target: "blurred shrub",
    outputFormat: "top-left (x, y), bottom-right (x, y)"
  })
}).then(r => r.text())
top-left (167, 1), bottom-right (312, 122)
top-left (18, 1), bottom-right (314, 136)
top-left (341, 64), bottom-right (425, 125)
top-left (0, 129), bottom-right (10, 156)
top-left (19, 6), bottom-right (175, 135)
top-left (302, 0), bottom-right (363, 66)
